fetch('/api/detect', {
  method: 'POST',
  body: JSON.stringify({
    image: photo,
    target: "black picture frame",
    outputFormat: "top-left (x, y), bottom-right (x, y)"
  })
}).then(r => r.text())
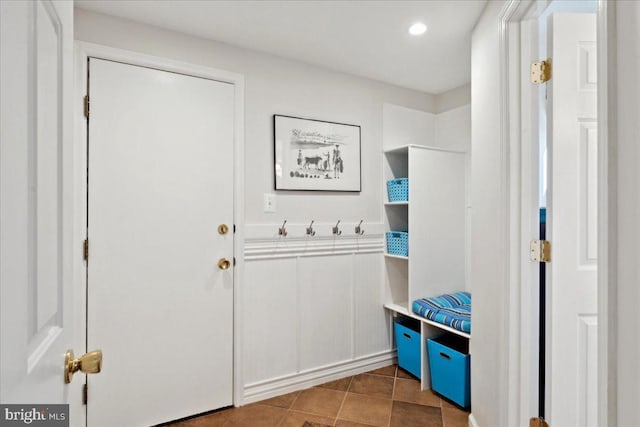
top-left (273, 114), bottom-right (361, 192)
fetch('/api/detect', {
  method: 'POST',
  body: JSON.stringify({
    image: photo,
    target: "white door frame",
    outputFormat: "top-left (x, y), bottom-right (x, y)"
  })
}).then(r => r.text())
top-left (498, 1), bottom-right (615, 426)
top-left (73, 42), bottom-right (246, 420)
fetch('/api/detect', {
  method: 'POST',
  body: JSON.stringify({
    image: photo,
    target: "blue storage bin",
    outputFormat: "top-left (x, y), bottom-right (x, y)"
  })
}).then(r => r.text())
top-left (394, 317), bottom-right (421, 379)
top-left (387, 178), bottom-right (408, 202)
top-left (386, 231), bottom-right (408, 256)
top-left (427, 334), bottom-right (470, 408)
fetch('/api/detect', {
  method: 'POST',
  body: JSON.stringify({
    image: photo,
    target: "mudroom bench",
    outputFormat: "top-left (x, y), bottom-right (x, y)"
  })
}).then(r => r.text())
top-left (384, 297), bottom-right (471, 409)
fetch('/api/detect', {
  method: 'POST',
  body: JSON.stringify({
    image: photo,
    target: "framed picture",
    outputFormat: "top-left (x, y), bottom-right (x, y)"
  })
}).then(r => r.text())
top-left (274, 115), bottom-right (361, 192)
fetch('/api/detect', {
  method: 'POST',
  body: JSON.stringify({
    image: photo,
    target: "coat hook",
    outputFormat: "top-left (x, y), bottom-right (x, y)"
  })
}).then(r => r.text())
top-left (306, 220), bottom-right (316, 236)
top-left (355, 220), bottom-right (364, 235)
top-left (332, 220), bottom-right (342, 236)
top-left (278, 220), bottom-right (288, 237)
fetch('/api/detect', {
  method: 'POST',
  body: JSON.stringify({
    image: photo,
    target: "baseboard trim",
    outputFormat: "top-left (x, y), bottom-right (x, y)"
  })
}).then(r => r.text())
top-left (241, 350), bottom-right (397, 405)
top-left (468, 413), bottom-right (479, 427)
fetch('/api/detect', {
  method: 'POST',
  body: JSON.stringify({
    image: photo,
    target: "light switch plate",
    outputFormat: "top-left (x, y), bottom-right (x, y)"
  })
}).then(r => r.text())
top-left (263, 193), bottom-right (276, 213)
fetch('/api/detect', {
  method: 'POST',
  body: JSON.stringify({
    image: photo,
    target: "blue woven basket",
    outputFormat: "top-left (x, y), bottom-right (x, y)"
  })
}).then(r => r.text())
top-left (386, 231), bottom-right (408, 256)
top-left (387, 178), bottom-right (408, 202)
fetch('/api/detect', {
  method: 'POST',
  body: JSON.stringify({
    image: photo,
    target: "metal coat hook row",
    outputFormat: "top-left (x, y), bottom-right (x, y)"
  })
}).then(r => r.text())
top-left (306, 220), bottom-right (316, 236)
top-left (332, 220), bottom-right (342, 236)
top-left (355, 220), bottom-right (365, 235)
top-left (278, 220), bottom-right (288, 237)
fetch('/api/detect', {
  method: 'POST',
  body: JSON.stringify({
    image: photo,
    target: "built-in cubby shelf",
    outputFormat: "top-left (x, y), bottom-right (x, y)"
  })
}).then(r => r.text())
top-left (383, 303), bottom-right (471, 339)
top-left (382, 104), bottom-right (470, 393)
top-left (383, 143), bottom-right (466, 311)
top-left (383, 253), bottom-right (408, 261)
top-left (383, 145), bottom-right (411, 155)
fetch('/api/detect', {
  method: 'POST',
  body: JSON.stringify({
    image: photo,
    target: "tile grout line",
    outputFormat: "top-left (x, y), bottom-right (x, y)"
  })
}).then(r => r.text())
top-left (438, 388), bottom-right (449, 427)
top-left (248, 402), bottom-right (288, 427)
top-left (289, 386), bottom-right (350, 425)
top-left (280, 389), bottom-right (304, 426)
top-left (284, 408), bottom-right (338, 424)
top-left (362, 372), bottom-right (396, 379)
top-left (287, 390), bottom-right (302, 409)
top-left (332, 376), bottom-right (353, 426)
top-left (386, 365), bottom-right (398, 427)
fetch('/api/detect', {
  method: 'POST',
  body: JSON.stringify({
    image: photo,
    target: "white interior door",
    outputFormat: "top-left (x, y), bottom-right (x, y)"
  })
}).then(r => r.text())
top-left (87, 58), bottom-right (234, 426)
top-left (546, 13), bottom-right (597, 427)
top-left (0, 0), bottom-right (81, 414)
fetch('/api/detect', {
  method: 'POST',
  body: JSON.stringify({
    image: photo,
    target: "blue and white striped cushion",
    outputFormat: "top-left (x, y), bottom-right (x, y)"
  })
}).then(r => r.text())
top-left (412, 292), bottom-right (471, 333)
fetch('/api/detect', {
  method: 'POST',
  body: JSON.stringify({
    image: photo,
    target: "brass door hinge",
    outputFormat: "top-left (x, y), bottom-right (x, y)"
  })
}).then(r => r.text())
top-left (531, 60), bottom-right (552, 84)
top-left (82, 383), bottom-right (88, 405)
top-left (84, 95), bottom-right (90, 118)
top-left (530, 417), bottom-right (549, 427)
top-left (530, 240), bottom-right (551, 262)
top-left (83, 239), bottom-right (89, 261)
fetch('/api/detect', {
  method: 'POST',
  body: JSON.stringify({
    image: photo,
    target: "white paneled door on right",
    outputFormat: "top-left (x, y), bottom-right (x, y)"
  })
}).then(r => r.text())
top-left (87, 58), bottom-right (234, 426)
top-left (546, 13), bottom-right (597, 427)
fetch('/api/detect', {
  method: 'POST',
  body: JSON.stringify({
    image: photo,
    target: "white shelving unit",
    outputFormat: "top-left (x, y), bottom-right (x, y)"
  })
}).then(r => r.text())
top-left (383, 144), bottom-right (466, 308)
top-left (383, 100), bottom-right (470, 390)
top-left (383, 143), bottom-right (467, 390)
top-left (381, 102), bottom-right (471, 395)
top-left (383, 254), bottom-right (408, 261)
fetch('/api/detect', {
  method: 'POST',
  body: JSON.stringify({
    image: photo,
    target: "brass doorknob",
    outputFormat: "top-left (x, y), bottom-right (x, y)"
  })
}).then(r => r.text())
top-left (218, 224), bottom-right (229, 235)
top-left (218, 258), bottom-right (231, 270)
top-left (64, 349), bottom-right (102, 384)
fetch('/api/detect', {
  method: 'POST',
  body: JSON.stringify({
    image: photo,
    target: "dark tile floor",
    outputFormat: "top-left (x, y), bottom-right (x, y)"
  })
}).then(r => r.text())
top-left (169, 365), bottom-right (470, 427)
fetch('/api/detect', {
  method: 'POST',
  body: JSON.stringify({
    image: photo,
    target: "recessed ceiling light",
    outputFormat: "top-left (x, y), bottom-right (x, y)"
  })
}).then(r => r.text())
top-left (408, 22), bottom-right (427, 36)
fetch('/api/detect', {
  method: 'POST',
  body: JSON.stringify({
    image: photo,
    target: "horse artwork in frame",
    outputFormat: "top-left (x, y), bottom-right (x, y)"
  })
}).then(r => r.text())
top-left (273, 114), bottom-right (361, 192)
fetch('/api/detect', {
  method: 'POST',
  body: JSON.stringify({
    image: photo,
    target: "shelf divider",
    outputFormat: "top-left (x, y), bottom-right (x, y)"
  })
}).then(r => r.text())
top-left (384, 302), bottom-right (471, 339)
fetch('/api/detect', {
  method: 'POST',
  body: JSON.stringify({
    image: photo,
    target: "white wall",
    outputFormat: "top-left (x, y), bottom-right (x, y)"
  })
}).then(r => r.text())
top-left (435, 83), bottom-right (471, 114)
top-left (74, 9), bottom-right (436, 231)
top-left (469, 1), bottom-right (508, 427)
top-left (382, 102), bottom-right (470, 152)
top-left (435, 105), bottom-right (472, 152)
top-left (74, 8), bottom-right (444, 403)
top-left (382, 104), bottom-right (435, 150)
top-left (613, 2), bottom-right (640, 425)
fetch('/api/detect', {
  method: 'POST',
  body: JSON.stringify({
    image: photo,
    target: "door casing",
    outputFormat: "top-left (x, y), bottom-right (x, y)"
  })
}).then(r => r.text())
top-left (73, 42), bottom-right (246, 422)
top-left (496, 1), bottom-right (614, 427)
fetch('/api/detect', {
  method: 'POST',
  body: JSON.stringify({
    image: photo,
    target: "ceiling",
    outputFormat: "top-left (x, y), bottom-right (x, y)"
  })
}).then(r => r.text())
top-left (75, 1), bottom-right (486, 94)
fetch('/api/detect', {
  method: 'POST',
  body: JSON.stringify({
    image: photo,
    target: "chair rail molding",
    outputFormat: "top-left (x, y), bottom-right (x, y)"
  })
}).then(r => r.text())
top-left (244, 221), bottom-right (384, 260)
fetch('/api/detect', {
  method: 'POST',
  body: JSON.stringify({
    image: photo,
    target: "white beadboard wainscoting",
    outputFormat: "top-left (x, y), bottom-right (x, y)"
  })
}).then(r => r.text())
top-left (241, 222), bottom-right (394, 403)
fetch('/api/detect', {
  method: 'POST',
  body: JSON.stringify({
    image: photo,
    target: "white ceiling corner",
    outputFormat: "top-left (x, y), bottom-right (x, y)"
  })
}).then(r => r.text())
top-left (75, 0), bottom-right (486, 94)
